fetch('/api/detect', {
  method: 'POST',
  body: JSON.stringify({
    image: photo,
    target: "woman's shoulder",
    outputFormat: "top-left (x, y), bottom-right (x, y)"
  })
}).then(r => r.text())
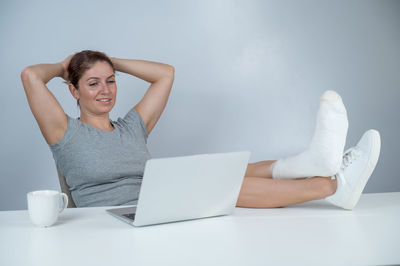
top-left (114, 108), bottom-right (148, 139)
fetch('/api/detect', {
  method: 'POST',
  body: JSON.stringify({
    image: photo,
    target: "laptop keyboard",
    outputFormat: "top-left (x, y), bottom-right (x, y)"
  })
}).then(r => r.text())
top-left (123, 213), bottom-right (136, 221)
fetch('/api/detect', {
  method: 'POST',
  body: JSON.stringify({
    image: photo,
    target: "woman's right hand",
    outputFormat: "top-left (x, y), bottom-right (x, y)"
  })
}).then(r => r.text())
top-left (59, 54), bottom-right (75, 82)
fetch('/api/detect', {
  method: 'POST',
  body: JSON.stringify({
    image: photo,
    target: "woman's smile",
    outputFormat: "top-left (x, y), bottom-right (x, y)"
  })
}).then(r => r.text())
top-left (96, 98), bottom-right (112, 104)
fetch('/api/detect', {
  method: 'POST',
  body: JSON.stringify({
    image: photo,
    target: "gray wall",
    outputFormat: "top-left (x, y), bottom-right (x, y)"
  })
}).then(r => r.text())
top-left (1, 0), bottom-right (399, 211)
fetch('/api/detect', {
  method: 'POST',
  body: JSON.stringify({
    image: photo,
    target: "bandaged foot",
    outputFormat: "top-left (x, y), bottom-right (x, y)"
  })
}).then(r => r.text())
top-left (272, 90), bottom-right (349, 179)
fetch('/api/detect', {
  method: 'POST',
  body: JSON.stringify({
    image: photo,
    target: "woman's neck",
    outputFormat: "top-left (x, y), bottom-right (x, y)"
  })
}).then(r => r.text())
top-left (79, 112), bottom-right (114, 132)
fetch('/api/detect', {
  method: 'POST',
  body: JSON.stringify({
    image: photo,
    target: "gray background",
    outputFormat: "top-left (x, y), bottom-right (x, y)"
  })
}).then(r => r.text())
top-left (1, 0), bottom-right (399, 211)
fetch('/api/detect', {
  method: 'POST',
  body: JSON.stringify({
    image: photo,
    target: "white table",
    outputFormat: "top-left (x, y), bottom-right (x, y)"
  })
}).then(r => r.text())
top-left (1, 192), bottom-right (399, 266)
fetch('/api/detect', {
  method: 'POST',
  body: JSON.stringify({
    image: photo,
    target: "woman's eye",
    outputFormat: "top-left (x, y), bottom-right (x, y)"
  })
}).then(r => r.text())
top-left (107, 80), bottom-right (115, 84)
top-left (89, 83), bottom-right (98, 86)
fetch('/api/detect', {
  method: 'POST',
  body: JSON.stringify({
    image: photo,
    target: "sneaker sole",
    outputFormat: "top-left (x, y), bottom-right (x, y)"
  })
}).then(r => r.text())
top-left (342, 130), bottom-right (381, 210)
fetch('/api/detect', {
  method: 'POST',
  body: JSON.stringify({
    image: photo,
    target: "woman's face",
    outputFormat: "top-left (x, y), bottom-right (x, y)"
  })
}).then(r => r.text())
top-left (74, 61), bottom-right (117, 116)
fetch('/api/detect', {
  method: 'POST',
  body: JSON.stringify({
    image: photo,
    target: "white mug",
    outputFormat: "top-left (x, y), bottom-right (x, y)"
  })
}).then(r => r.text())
top-left (27, 190), bottom-right (68, 227)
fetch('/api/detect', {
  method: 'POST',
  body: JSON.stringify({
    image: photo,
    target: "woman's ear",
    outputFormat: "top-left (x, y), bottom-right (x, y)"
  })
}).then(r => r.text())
top-left (68, 83), bottom-right (80, 100)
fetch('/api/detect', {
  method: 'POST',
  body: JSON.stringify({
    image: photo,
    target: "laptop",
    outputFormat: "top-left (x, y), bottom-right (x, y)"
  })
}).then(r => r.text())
top-left (106, 151), bottom-right (250, 227)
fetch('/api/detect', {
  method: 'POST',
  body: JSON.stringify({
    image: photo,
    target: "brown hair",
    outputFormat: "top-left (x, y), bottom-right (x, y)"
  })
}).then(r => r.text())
top-left (68, 50), bottom-right (115, 89)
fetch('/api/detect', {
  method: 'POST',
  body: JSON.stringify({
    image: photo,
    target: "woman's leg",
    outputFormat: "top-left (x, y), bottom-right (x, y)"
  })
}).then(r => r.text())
top-left (236, 176), bottom-right (337, 208)
top-left (245, 160), bottom-right (276, 179)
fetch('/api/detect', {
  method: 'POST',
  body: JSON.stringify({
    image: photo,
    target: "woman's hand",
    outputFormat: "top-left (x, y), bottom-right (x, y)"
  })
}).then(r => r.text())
top-left (59, 54), bottom-right (75, 82)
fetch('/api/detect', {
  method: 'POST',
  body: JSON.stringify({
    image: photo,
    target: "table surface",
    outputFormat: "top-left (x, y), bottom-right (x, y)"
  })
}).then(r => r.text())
top-left (1, 192), bottom-right (399, 266)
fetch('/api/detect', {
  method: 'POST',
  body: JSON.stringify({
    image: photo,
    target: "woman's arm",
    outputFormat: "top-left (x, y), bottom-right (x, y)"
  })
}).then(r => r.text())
top-left (111, 58), bottom-right (175, 134)
top-left (21, 56), bottom-right (72, 145)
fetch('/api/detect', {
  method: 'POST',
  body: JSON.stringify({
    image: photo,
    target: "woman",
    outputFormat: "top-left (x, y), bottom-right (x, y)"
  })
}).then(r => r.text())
top-left (21, 50), bottom-right (381, 210)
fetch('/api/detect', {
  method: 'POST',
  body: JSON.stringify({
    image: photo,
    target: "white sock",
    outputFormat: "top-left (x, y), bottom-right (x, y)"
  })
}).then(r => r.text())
top-left (272, 90), bottom-right (348, 179)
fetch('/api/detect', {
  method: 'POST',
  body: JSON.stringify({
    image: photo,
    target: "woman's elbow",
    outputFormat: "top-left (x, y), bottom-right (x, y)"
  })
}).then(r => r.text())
top-left (21, 67), bottom-right (30, 82)
top-left (21, 67), bottom-right (33, 85)
top-left (20, 66), bottom-right (36, 83)
top-left (165, 65), bottom-right (175, 79)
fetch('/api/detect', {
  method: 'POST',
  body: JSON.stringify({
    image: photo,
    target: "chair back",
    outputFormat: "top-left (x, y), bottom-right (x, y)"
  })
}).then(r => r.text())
top-left (57, 170), bottom-right (76, 208)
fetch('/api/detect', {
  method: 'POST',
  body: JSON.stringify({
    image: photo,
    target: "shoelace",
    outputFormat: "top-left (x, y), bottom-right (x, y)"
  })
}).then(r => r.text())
top-left (332, 147), bottom-right (361, 180)
top-left (341, 147), bottom-right (361, 170)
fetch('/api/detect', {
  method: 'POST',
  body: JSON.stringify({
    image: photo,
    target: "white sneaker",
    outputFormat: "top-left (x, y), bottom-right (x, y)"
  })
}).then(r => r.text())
top-left (325, 129), bottom-right (381, 210)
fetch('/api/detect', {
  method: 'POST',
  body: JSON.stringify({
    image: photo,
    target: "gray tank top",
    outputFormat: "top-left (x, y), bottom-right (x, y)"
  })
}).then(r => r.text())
top-left (49, 108), bottom-right (151, 207)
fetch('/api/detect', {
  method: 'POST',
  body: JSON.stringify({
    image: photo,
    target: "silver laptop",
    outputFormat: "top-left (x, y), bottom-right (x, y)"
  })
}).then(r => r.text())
top-left (106, 151), bottom-right (250, 227)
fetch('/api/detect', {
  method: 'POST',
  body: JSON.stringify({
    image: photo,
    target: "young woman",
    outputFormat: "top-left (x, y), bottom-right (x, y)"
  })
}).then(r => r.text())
top-left (21, 50), bottom-right (381, 210)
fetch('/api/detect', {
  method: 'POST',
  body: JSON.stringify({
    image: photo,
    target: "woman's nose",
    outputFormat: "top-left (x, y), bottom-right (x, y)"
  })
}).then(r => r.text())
top-left (100, 82), bottom-right (111, 93)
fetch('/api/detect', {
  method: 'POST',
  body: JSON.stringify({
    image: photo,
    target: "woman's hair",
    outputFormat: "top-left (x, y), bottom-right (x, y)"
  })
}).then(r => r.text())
top-left (68, 50), bottom-right (115, 89)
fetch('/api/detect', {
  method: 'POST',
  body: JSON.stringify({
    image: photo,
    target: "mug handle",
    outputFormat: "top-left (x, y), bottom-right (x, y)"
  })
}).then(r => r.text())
top-left (59, 193), bottom-right (69, 213)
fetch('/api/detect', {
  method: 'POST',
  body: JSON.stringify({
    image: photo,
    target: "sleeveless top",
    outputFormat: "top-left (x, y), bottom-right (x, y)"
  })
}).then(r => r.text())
top-left (49, 108), bottom-right (151, 207)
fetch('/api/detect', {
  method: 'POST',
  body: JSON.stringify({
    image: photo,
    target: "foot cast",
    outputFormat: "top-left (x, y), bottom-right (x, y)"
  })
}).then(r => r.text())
top-left (272, 90), bottom-right (349, 179)
top-left (271, 90), bottom-right (381, 210)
